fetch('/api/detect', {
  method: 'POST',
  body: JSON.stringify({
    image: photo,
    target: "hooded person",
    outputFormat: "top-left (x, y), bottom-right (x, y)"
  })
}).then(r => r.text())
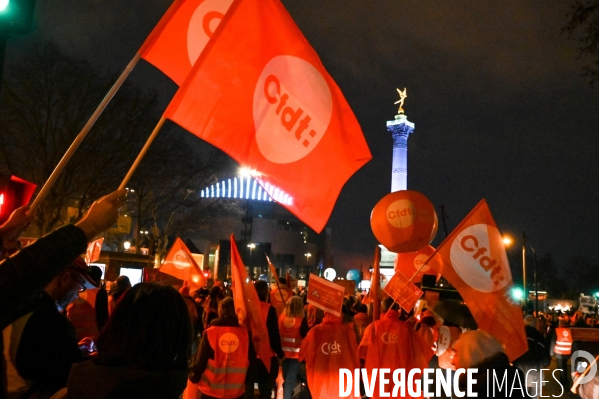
top-left (452, 330), bottom-right (528, 399)
top-left (358, 298), bottom-right (433, 399)
top-left (299, 312), bottom-right (359, 399)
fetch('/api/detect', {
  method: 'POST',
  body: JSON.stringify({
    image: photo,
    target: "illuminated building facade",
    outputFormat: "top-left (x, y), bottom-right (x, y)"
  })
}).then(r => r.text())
top-left (193, 173), bottom-right (331, 284)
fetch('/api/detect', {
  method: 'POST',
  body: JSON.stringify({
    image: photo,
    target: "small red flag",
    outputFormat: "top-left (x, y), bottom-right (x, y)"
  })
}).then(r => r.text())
top-left (393, 245), bottom-right (436, 284)
top-left (424, 199), bottom-right (527, 361)
top-left (84, 237), bottom-right (104, 264)
top-left (140, 0), bottom-right (235, 85)
top-left (230, 235), bottom-right (272, 372)
top-left (160, 238), bottom-right (206, 292)
top-left (163, 0), bottom-right (371, 233)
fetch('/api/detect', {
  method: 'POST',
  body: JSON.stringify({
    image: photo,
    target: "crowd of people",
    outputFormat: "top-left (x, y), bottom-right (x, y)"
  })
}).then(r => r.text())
top-left (1, 191), bottom-right (598, 399)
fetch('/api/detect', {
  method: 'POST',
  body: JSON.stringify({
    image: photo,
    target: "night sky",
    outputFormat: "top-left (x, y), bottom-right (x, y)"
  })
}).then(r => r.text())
top-left (9, 1), bottom-right (599, 274)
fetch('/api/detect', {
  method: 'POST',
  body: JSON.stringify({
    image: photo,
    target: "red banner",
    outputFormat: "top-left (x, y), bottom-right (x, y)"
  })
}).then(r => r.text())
top-left (230, 235), bottom-right (272, 372)
top-left (140, 0), bottom-right (235, 85)
top-left (306, 274), bottom-right (344, 317)
top-left (383, 270), bottom-right (424, 313)
top-left (425, 199), bottom-right (527, 361)
top-left (163, 0), bottom-right (371, 233)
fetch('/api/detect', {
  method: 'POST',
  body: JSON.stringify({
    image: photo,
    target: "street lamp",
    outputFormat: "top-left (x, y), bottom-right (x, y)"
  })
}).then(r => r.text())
top-left (304, 252), bottom-right (311, 265)
top-left (247, 243), bottom-right (255, 268)
top-left (123, 241), bottom-right (131, 252)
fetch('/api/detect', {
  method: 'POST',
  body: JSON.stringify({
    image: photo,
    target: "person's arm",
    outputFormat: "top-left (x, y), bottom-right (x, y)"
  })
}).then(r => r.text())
top-left (0, 189), bottom-right (125, 329)
top-left (267, 305), bottom-right (285, 359)
top-left (189, 331), bottom-right (214, 384)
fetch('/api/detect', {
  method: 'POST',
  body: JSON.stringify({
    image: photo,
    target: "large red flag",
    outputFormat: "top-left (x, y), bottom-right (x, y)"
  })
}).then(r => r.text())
top-left (230, 235), bottom-right (272, 372)
top-left (159, 238), bottom-right (206, 292)
top-left (163, 0), bottom-right (372, 233)
top-left (424, 200), bottom-right (527, 361)
top-left (140, 0), bottom-right (235, 85)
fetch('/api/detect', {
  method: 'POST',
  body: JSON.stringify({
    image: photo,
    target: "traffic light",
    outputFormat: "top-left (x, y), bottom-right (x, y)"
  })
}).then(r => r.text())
top-left (0, 175), bottom-right (36, 224)
top-left (0, 0), bottom-right (36, 35)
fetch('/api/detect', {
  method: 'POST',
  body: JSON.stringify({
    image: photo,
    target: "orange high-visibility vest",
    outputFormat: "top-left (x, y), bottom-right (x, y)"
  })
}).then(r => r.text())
top-left (259, 301), bottom-right (275, 360)
top-left (198, 326), bottom-right (249, 399)
top-left (554, 327), bottom-right (573, 355)
top-left (279, 315), bottom-right (303, 359)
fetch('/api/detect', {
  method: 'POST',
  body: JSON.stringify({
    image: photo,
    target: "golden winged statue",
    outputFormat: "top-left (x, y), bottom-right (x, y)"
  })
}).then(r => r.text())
top-left (394, 88), bottom-right (407, 114)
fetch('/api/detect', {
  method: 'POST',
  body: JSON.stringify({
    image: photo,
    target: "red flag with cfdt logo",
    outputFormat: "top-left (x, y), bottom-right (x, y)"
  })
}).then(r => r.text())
top-left (393, 244), bottom-right (436, 284)
top-left (230, 235), bottom-right (272, 372)
top-left (160, 237), bottom-right (206, 292)
top-left (163, 0), bottom-right (372, 233)
top-left (140, 0), bottom-right (235, 85)
top-left (424, 199), bottom-right (527, 361)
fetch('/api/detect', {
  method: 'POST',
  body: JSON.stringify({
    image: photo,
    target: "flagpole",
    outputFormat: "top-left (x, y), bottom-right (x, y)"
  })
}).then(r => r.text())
top-left (119, 116), bottom-right (166, 190)
top-left (266, 255), bottom-right (285, 303)
top-left (28, 53), bottom-right (142, 215)
top-left (372, 246), bottom-right (381, 321)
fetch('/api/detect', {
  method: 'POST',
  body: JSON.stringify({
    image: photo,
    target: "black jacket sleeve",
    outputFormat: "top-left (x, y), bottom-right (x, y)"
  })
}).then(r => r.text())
top-left (15, 296), bottom-right (83, 394)
top-left (0, 225), bottom-right (88, 329)
top-left (300, 317), bottom-right (309, 338)
top-left (266, 306), bottom-right (284, 359)
top-left (189, 330), bottom-right (213, 384)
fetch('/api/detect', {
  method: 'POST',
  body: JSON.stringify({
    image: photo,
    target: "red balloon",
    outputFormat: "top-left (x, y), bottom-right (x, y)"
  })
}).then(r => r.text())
top-left (370, 190), bottom-right (437, 253)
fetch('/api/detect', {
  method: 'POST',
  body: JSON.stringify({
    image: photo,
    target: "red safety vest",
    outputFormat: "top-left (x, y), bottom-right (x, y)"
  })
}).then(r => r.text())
top-left (198, 326), bottom-right (249, 399)
top-left (554, 327), bottom-right (573, 355)
top-left (279, 315), bottom-right (303, 359)
top-left (270, 286), bottom-right (293, 317)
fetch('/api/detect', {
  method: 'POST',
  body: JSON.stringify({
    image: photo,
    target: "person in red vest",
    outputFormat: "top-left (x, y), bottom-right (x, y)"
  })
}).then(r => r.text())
top-left (270, 278), bottom-right (293, 317)
top-left (190, 297), bottom-right (253, 399)
top-left (550, 318), bottom-right (573, 389)
top-left (358, 298), bottom-right (433, 399)
top-left (245, 280), bottom-right (285, 399)
top-left (279, 296), bottom-right (308, 399)
top-left (299, 311), bottom-right (359, 399)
